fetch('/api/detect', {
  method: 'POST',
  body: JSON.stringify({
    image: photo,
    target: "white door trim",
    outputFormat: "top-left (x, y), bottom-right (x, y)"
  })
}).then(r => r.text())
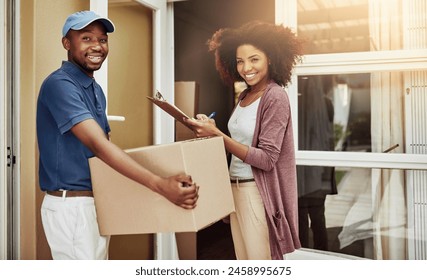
top-left (0, 0), bottom-right (21, 260)
top-left (0, 0), bottom-right (8, 260)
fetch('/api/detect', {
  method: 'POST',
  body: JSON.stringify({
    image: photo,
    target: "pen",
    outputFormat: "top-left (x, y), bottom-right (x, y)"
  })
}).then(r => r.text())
top-left (208, 112), bottom-right (216, 119)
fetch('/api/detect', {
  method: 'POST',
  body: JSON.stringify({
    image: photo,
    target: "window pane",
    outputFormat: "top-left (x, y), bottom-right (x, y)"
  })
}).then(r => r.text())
top-left (297, 71), bottom-right (427, 154)
top-left (298, 74), bottom-right (371, 152)
top-left (297, 0), bottom-right (425, 54)
top-left (298, 0), bottom-right (370, 54)
top-left (297, 166), bottom-right (425, 260)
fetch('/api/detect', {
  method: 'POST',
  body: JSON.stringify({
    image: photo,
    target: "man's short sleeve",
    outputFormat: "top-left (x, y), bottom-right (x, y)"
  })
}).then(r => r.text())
top-left (40, 75), bottom-right (93, 134)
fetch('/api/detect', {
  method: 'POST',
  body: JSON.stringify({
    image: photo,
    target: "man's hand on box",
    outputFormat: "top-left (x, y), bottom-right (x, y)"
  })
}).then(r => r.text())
top-left (157, 174), bottom-right (199, 209)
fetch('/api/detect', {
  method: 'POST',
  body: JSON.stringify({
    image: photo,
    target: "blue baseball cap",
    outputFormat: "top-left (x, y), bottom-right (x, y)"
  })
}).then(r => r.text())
top-left (62, 10), bottom-right (115, 37)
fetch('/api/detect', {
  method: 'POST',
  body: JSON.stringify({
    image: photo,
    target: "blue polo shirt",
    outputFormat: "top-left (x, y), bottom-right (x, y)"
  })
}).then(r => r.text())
top-left (36, 61), bottom-right (110, 191)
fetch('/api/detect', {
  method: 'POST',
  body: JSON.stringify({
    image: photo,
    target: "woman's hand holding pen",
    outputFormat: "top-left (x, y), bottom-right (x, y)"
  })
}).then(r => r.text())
top-left (184, 112), bottom-right (221, 138)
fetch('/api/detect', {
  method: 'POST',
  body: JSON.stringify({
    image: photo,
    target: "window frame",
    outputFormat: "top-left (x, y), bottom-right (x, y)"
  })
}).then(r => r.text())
top-left (293, 51), bottom-right (427, 170)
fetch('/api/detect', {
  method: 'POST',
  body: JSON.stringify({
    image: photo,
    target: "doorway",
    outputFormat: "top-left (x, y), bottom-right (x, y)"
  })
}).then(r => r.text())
top-left (173, 0), bottom-right (275, 260)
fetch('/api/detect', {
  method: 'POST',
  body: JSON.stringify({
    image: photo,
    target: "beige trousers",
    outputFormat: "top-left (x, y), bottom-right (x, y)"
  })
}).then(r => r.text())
top-left (230, 181), bottom-right (271, 260)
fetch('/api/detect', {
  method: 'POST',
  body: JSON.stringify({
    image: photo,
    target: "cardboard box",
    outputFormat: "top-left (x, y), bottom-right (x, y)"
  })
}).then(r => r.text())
top-left (175, 81), bottom-right (199, 118)
top-left (89, 136), bottom-right (234, 236)
top-left (175, 81), bottom-right (199, 141)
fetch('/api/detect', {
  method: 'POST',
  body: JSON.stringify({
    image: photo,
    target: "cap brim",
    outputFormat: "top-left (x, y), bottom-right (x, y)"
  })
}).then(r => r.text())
top-left (72, 17), bottom-right (115, 33)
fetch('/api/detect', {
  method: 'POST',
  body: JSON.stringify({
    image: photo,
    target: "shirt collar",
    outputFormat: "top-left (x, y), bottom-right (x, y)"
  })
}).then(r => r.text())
top-left (61, 61), bottom-right (95, 89)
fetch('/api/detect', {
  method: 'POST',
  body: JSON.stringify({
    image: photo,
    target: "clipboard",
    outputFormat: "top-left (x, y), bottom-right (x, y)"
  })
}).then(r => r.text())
top-left (146, 91), bottom-right (193, 130)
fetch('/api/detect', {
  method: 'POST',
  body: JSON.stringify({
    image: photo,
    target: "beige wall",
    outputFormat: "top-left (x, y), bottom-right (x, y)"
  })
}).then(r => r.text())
top-left (20, 0), bottom-right (153, 259)
top-left (19, 0), bottom-right (37, 260)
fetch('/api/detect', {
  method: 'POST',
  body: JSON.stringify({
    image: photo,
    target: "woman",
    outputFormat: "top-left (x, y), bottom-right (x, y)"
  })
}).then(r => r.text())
top-left (185, 21), bottom-right (303, 260)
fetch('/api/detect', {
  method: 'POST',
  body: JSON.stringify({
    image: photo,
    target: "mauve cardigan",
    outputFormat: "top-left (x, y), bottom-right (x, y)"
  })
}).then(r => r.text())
top-left (240, 80), bottom-right (301, 260)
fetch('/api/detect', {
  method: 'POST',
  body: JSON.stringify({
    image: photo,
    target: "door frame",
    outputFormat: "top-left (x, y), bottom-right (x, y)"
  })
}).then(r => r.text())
top-left (0, 0), bottom-right (8, 260)
top-left (0, 0), bottom-right (21, 260)
top-left (135, 0), bottom-right (178, 260)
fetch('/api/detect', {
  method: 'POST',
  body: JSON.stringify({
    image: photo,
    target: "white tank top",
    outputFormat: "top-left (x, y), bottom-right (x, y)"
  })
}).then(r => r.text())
top-left (228, 98), bottom-right (260, 178)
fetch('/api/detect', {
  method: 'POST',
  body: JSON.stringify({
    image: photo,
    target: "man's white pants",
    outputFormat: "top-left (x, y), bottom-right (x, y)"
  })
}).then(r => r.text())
top-left (41, 194), bottom-right (109, 260)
